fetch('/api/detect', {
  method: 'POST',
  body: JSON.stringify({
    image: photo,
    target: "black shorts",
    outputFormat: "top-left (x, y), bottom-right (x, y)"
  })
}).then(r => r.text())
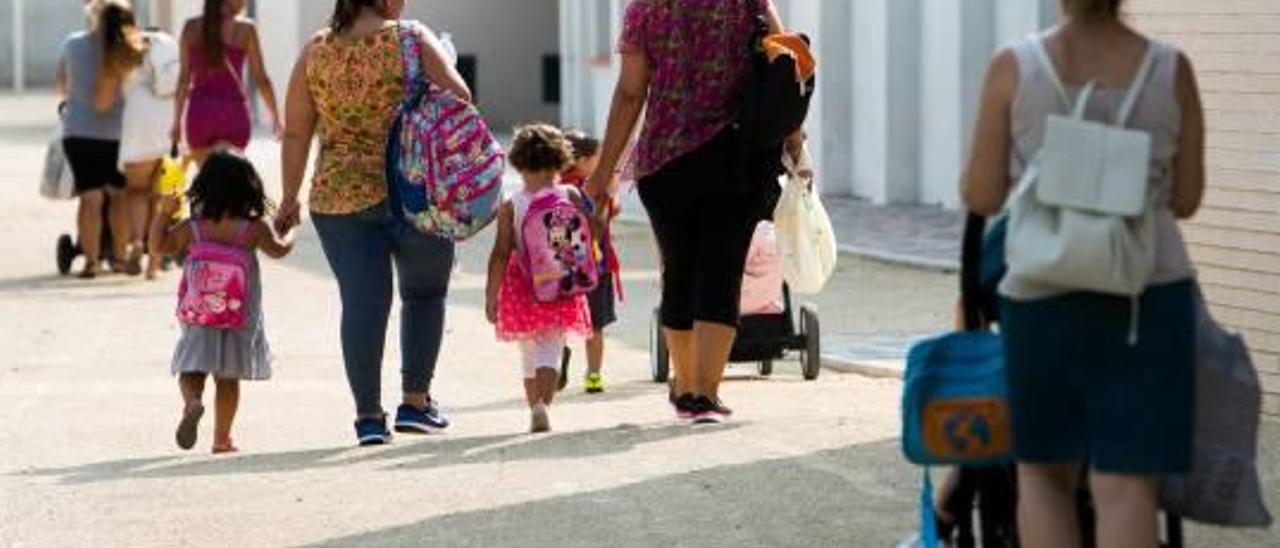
top-left (63, 138), bottom-right (125, 194)
top-left (587, 274), bottom-right (617, 331)
top-left (639, 126), bottom-right (778, 330)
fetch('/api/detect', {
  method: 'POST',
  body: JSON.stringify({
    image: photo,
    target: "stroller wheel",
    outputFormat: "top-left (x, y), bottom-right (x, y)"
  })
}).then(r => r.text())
top-left (56, 234), bottom-right (76, 276)
top-left (650, 307), bottom-right (669, 383)
top-left (757, 360), bottom-right (774, 377)
top-left (799, 305), bottom-right (821, 381)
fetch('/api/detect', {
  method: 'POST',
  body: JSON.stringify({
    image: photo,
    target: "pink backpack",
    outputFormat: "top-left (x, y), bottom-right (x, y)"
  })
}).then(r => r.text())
top-left (386, 22), bottom-right (504, 241)
top-left (522, 189), bottom-right (599, 302)
top-left (177, 221), bottom-right (253, 330)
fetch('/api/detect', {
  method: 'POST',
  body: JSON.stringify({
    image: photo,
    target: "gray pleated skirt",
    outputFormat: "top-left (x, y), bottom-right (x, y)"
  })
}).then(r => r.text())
top-left (171, 256), bottom-right (272, 381)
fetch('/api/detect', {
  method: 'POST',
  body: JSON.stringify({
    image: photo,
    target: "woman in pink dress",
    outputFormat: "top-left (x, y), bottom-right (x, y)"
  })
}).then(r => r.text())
top-left (171, 0), bottom-right (283, 164)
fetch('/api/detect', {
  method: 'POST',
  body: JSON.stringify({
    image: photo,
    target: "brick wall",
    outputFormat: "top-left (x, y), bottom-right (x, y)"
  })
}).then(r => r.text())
top-left (1129, 0), bottom-right (1280, 417)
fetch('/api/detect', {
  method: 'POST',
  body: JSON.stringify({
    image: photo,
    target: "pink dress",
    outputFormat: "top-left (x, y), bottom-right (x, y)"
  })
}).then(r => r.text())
top-left (184, 41), bottom-right (251, 150)
top-left (496, 189), bottom-right (594, 342)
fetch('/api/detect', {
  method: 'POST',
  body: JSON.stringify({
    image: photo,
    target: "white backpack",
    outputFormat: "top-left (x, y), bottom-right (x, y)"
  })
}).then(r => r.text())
top-left (1005, 37), bottom-right (1160, 300)
top-left (144, 31), bottom-right (181, 98)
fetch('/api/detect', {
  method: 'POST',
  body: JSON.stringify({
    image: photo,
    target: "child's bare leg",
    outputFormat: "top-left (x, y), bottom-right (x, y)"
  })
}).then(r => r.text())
top-left (537, 368), bottom-right (559, 406)
top-left (179, 373), bottom-right (206, 406)
top-left (213, 378), bottom-right (240, 451)
top-left (586, 331), bottom-right (605, 374)
top-left (523, 378), bottom-right (539, 407)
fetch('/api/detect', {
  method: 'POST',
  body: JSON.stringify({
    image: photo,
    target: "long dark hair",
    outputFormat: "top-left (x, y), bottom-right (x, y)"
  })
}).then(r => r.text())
top-left (97, 0), bottom-right (144, 75)
top-left (330, 0), bottom-right (382, 33)
top-left (201, 0), bottom-right (230, 64)
top-left (188, 151), bottom-right (271, 221)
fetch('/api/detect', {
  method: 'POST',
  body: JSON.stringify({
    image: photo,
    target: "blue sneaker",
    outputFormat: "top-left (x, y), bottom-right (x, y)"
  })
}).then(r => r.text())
top-left (394, 403), bottom-right (450, 434)
top-left (354, 416), bottom-right (391, 446)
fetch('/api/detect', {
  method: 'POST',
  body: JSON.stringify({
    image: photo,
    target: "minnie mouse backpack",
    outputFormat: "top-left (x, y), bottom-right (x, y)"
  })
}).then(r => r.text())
top-left (176, 221), bottom-right (252, 330)
top-left (386, 22), bottom-right (505, 241)
top-left (522, 188), bottom-right (599, 302)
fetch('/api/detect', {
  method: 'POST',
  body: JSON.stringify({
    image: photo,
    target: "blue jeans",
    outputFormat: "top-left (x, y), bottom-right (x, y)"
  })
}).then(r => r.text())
top-left (313, 205), bottom-right (455, 417)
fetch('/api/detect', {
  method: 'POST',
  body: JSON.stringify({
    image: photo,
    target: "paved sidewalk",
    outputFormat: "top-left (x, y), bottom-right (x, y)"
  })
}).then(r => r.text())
top-left (826, 198), bottom-right (964, 272)
top-left (1, 93), bottom-right (1275, 547)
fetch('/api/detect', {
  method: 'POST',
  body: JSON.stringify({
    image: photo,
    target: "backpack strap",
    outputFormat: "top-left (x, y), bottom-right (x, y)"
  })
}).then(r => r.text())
top-left (1030, 35), bottom-right (1071, 111)
top-left (190, 219), bottom-right (204, 242)
top-left (1115, 42), bottom-right (1159, 127)
top-left (398, 20), bottom-right (426, 103)
top-left (1034, 34), bottom-right (1159, 127)
top-left (232, 220), bottom-right (256, 248)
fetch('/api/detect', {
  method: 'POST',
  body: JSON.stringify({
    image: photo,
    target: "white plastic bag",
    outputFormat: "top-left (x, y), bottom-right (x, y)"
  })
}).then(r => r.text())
top-left (772, 145), bottom-right (836, 294)
top-left (40, 125), bottom-right (75, 201)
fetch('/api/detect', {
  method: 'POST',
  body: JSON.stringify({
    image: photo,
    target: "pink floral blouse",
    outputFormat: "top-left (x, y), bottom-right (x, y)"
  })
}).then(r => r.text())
top-left (619, 0), bottom-right (765, 179)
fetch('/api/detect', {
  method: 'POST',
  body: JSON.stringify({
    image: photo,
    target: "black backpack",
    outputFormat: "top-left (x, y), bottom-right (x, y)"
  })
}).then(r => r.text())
top-left (738, 20), bottom-right (816, 154)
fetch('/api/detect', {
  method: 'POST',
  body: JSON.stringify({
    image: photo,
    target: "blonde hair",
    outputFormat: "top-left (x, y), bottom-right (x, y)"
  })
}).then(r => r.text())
top-left (1061, 0), bottom-right (1124, 19)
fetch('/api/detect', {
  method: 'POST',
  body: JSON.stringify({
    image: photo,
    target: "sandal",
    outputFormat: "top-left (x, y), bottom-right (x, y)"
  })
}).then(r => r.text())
top-left (175, 402), bottom-right (204, 450)
top-left (123, 244), bottom-right (144, 277)
top-left (212, 438), bottom-right (239, 454)
top-left (78, 263), bottom-right (99, 280)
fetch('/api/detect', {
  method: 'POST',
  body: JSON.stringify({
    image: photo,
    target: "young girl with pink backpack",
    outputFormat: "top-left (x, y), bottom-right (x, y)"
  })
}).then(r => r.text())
top-left (149, 151), bottom-right (295, 454)
top-left (485, 125), bottom-right (597, 433)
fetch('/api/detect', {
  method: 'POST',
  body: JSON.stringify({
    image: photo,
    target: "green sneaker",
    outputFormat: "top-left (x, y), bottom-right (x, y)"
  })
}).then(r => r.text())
top-left (584, 372), bottom-right (606, 394)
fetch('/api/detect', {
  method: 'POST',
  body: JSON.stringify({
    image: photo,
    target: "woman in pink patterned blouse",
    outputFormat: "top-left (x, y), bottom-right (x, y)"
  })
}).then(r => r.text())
top-left (586, 0), bottom-right (797, 424)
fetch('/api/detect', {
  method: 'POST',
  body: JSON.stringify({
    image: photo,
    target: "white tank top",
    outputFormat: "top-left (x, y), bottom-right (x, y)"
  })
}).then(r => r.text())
top-left (1000, 34), bottom-right (1195, 300)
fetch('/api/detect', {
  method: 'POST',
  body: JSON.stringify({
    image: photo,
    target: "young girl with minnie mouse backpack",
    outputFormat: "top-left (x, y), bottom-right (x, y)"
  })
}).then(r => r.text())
top-left (485, 124), bottom-right (597, 433)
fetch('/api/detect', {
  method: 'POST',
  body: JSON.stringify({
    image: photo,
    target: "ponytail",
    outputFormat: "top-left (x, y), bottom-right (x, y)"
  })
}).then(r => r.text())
top-left (201, 0), bottom-right (227, 64)
top-left (330, 0), bottom-right (381, 34)
top-left (97, 0), bottom-right (143, 75)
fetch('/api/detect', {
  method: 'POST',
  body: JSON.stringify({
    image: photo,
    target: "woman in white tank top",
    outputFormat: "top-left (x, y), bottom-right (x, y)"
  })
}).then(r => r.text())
top-left (961, 1), bottom-right (1206, 546)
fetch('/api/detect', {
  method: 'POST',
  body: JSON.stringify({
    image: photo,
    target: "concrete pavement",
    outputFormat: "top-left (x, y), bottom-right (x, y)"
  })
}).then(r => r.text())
top-left (0, 94), bottom-right (1276, 547)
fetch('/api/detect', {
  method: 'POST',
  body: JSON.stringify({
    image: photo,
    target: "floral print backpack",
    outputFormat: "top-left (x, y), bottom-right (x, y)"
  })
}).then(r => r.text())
top-left (385, 21), bottom-right (504, 241)
top-left (522, 188), bottom-right (598, 302)
top-left (176, 221), bottom-right (252, 330)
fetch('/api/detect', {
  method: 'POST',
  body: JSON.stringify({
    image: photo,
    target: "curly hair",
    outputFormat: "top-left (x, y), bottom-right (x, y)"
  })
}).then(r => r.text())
top-left (562, 129), bottom-right (601, 161)
top-left (508, 123), bottom-right (574, 173)
top-left (188, 150), bottom-right (271, 221)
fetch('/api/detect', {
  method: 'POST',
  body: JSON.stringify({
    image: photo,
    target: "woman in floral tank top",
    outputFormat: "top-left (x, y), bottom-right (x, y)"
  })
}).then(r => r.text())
top-left (276, 0), bottom-right (472, 446)
top-left (586, 0), bottom-right (796, 423)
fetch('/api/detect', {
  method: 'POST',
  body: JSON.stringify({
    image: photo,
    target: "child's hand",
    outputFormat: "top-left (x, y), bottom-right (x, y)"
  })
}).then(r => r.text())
top-left (485, 296), bottom-right (498, 325)
top-left (157, 195), bottom-right (181, 217)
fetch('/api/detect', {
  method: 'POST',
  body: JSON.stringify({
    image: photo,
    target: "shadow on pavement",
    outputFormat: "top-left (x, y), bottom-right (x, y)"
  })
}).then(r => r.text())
top-left (294, 431), bottom-right (1280, 548)
top-left (449, 379), bottom-right (674, 415)
top-left (18, 422), bottom-right (742, 485)
top-left (297, 439), bottom-right (921, 548)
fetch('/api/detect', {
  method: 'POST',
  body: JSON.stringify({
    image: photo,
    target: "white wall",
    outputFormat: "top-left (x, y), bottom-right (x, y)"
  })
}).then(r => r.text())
top-left (919, 0), bottom-right (994, 208)
top-left (405, 0), bottom-right (560, 130)
top-left (170, 0), bottom-right (560, 132)
top-left (558, 0), bottom-right (1059, 208)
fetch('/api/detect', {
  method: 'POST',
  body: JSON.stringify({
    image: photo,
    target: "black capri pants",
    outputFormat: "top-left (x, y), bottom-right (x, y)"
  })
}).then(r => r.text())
top-left (639, 126), bottom-right (776, 330)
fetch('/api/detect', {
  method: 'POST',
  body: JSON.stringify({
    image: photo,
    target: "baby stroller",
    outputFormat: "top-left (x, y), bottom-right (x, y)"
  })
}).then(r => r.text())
top-left (650, 221), bottom-right (822, 383)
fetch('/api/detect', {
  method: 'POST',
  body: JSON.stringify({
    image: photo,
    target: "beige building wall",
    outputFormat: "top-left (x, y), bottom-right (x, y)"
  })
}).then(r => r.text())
top-left (1130, 0), bottom-right (1280, 416)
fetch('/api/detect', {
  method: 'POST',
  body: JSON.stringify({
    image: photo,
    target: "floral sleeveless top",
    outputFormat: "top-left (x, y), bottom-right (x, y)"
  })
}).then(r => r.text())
top-left (305, 25), bottom-right (405, 215)
top-left (619, 0), bottom-right (764, 179)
